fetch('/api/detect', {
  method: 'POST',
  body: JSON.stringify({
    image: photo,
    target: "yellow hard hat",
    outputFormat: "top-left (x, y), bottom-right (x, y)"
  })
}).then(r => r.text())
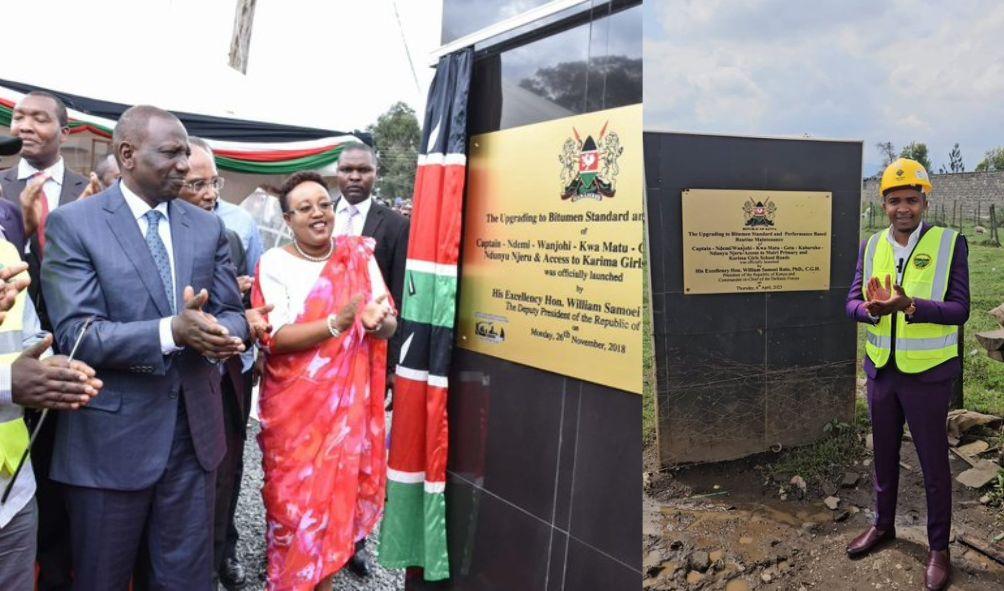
top-left (880, 158), bottom-right (932, 196)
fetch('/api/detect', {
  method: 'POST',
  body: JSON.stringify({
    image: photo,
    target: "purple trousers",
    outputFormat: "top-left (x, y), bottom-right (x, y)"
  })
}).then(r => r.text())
top-left (866, 368), bottom-right (953, 550)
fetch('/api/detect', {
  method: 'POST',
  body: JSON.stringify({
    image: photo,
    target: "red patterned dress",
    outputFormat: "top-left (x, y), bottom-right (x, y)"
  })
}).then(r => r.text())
top-left (252, 236), bottom-right (389, 590)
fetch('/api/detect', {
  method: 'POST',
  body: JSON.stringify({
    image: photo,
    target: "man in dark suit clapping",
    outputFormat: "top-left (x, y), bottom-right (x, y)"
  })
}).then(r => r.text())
top-left (40, 105), bottom-right (248, 589)
top-left (1, 91), bottom-right (88, 331)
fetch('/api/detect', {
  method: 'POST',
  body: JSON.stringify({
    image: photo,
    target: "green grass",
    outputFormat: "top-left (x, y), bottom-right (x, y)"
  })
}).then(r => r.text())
top-left (769, 420), bottom-right (866, 488)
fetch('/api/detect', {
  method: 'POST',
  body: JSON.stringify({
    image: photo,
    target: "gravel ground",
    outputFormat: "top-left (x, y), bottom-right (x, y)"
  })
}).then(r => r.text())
top-left (232, 420), bottom-right (405, 591)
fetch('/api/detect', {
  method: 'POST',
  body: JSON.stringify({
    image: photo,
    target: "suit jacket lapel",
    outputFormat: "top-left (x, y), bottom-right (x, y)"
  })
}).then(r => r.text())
top-left (1, 167), bottom-right (18, 188)
top-left (170, 201), bottom-right (194, 309)
top-left (2, 168), bottom-right (26, 201)
top-left (361, 201), bottom-right (384, 239)
top-left (59, 171), bottom-right (86, 207)
top-left (103, 188), bottom-right (174, 316)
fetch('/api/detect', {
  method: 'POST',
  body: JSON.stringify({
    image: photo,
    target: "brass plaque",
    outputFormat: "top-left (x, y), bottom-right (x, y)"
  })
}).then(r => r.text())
top-left (457, 104), bottom-right (644, 394)
top-left (682, 189), bottom-right (832, 294)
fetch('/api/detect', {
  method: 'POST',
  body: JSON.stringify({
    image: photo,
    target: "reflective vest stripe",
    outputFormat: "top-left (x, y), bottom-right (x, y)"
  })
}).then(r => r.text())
top-left (0, 240), bottom-right (29, 476)
top-left (897, 333), bottom-right (958, 351)
top-left (865, 333), bottom-right (890, 349)
top-left (929, 229), bottom-right (957, 302)
top-left (868, 331), bottom-right (957, 351)
top-left (862, 232), bottom-right (880, 286)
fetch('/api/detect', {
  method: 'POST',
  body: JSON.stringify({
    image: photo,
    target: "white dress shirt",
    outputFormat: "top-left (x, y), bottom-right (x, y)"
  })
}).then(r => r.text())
top-left (334, 196), bottom-right (372, 237)
top-left (886, 222), bottom-right (923, 284)
top-left (120, 181), bottom-right (181, 354)
top-left (16, 157), bottom-right (64, 213)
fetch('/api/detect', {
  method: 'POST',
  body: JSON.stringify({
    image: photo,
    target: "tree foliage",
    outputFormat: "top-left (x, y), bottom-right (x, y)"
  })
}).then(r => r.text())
top-left (875, 141), bottom-right (897, 170)
top-left (975, 147), bottom-right (1004, 172)
top-left (948, 143), bottom-right (964, 173)
top-left (899, 141), bottom-right (932, 172)
top-left (366, 101), bottom-right (421, 201)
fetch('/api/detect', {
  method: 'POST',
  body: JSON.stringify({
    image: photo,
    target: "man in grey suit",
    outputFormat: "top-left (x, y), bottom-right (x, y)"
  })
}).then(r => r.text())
top-left (1, 90), bottom-right (87, 591)
top-left (40, 105), bottom-right (249, 590)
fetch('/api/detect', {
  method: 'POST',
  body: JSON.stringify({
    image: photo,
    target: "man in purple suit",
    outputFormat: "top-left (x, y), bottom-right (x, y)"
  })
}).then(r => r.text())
top-left (844, 158), bottom-right (968, 591)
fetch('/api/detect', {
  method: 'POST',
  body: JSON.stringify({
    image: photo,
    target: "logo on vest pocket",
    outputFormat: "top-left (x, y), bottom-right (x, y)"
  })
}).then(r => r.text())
top-left (913, 253), bottom-right (932, 269)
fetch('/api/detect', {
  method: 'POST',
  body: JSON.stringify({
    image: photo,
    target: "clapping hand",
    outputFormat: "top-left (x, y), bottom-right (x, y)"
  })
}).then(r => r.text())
top-left (328, 293), bottom-right (392, 336)
top-left (0, 261), bottom-right (30, 325)
top-left (171, 286), bottom-right (245, 360)
top-left (245, 303), bottom-right (274, 344)
top-left (12, 334), bottom-right (103, 410)
top-left (19, 175), bottom-right (47, 237)
top-left (864, 274), bottom-right (911, 317)
top-left (77, 172), bottom-right (103, 200)
top-left (236, 275), bottom-right (254, 294)
top-left (332, 295), bottom-right (365, 333)
top-left (360, 294), bottom-right (391, 331)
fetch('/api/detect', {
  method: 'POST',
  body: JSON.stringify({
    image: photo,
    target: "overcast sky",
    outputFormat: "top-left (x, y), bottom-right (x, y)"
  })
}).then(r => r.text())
top-left (644, 0), bottom-right (1004, 176)
top-left (3, 0), bottom-right (442, 133)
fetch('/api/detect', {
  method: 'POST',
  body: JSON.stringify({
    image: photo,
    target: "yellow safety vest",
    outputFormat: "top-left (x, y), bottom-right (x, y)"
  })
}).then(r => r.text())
top-left (0, 240), bottom-right (29, 477)
top-left (863, 226), bottom-right (959, 374)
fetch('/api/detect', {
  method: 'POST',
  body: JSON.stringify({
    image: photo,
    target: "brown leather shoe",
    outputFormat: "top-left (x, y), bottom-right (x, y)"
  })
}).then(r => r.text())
top-left (846, 525), bottom-right (896, 557)
top-left (924, 549), bottom-right (950, 590)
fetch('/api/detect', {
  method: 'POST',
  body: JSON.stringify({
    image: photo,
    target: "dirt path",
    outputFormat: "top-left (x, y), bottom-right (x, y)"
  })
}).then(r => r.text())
top-left (644, 441), bottom-right (1004, 590)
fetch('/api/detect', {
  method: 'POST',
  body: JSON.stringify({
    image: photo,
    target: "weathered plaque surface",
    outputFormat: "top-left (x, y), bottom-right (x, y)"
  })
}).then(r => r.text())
top-left (457, 104), bottom-right (644, 394)
top-left (682, 189), bottom-right (832, 294)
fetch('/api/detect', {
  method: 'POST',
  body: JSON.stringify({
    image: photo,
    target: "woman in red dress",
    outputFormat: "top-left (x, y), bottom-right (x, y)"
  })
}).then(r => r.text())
top-left (252, 172), bottom-right (396, 591)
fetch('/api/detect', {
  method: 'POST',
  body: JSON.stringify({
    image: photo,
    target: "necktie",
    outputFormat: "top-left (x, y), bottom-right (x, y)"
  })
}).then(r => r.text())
top-left (144, 210), bottom-right (175, 314)
top-left (32, 172), bottom-right (51, 255)
top-left (339, 203), bottom-right (359, 237)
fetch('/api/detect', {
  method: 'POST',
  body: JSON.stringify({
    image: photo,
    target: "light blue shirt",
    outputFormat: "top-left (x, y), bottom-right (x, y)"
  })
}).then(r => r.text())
top-left (214, 200), bottom-right (262, 373)
top-left (215, 200), bottom-right (263, 276)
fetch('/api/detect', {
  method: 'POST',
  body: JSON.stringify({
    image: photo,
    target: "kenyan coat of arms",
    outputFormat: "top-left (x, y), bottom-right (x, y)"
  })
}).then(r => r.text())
top-left (559, 122), bottom-right (623, 201)
top-left (743, 197), bottom-right (777, 227)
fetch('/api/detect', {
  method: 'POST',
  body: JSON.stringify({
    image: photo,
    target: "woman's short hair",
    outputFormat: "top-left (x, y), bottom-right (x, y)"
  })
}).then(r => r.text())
top-left (275, 171), bottom-right (328, 213)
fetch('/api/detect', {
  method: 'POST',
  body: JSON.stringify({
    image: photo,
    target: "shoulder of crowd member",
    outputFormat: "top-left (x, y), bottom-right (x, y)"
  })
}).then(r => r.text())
top-left (219, 199), bottom-right (258, 223)
top-left (955, 231), bottom-right (968, 250)
top-left (49, 187), bottom-right (103, 220)
top-left (176, 197), bottom-right (222, 224)
top-left (64, 167), bottom-right (88, 184)
top-left (380, 201), bottom-right (410, 226)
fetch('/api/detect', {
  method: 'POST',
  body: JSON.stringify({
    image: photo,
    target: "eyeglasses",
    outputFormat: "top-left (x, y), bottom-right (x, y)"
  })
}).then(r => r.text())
top-left (183, 177), bottom-right (225, 193)
top-left (290, 201), bottom-right (334, 216)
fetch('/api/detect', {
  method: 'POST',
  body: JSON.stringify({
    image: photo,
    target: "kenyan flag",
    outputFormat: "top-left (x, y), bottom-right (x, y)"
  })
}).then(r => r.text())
top-left (378, 48), bottom-right (472, 581)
